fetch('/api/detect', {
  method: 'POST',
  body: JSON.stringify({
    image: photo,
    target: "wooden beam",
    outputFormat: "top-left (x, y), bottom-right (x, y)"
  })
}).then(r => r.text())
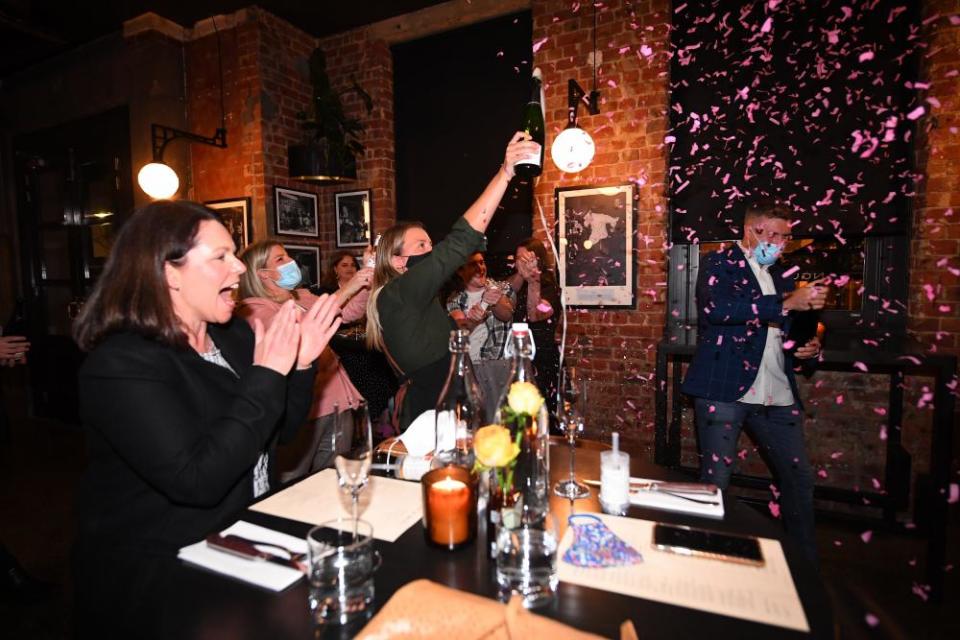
top-left (368, 0), bottom-right (531, 44)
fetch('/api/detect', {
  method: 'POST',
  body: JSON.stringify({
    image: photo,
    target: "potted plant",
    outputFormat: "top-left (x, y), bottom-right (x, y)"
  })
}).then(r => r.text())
top-left (288, 48), bottom-right (372, 184)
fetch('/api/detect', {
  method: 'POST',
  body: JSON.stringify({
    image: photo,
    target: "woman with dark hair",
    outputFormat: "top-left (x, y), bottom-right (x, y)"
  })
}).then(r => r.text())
top-left (505, 237), bottom-right (562, 412)
top-left (71, 200), bottom-right (341, 637)
top-left (366, 132), bottom-right (538, 428)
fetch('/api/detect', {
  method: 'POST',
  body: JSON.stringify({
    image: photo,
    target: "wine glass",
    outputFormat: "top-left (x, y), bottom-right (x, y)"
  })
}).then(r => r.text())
top-left (332, 402), bottom-right (373, 526)
top-left (553, 366), bottom-right (590, 500)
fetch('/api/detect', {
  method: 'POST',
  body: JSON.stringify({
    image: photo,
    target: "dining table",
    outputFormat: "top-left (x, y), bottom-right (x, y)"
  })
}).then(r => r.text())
top-left (156, 438), bottom-right (834, 639)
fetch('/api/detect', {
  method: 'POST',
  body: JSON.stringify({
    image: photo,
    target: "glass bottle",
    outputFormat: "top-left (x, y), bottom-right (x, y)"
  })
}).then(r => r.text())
top-left (493, 323), bottom-right (550, 528)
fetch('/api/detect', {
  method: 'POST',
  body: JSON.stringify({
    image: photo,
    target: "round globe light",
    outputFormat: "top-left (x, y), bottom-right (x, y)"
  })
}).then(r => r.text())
top-left (137, 162), bottom-right (180, 200)
top-left (550, 127), bottom-right (595, 173)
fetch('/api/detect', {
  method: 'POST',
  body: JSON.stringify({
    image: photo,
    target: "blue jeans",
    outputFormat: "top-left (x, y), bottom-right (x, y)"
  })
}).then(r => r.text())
top-left (694, 398), bottom-right (817, 562)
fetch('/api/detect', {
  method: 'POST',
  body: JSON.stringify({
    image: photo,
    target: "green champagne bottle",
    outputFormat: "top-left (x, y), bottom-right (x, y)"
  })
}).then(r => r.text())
top-left (515, 68), bottom-right (544, 179)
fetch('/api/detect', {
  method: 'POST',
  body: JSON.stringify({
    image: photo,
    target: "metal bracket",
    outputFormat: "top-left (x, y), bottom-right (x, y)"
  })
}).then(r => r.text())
top-left (151, 124), bottom-right (227, 162)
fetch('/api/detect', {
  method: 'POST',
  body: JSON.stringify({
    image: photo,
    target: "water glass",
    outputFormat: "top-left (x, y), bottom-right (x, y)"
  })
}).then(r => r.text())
top-left (307, 519), bottom-right (380, 626)
top-left (495, 512), bottom-right (559, 608)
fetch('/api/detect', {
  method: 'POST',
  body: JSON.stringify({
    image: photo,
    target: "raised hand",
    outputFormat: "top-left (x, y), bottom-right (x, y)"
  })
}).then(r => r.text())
top-left (501, 131), bottom-right (541, 179)
top-left (297, 293), bottom-right (343, 369)
top-left (252, 300), bottom-right (300, 375)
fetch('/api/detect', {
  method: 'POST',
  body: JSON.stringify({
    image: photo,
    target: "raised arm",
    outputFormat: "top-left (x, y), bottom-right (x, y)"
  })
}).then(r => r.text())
top-left (463, 132), bottom-right (541, 233)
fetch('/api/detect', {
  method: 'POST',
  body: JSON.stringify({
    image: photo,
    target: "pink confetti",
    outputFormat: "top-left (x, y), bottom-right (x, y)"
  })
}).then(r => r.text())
top-left (853, 361), bottom-right (869, 372)
top-left (639, 44), bottom-right (653, 57)
top-left (817, 469), bottom-right (828, 479)
top-left (836, 394), bottom-right (844, 405)
top-left (536, 301), bottom-right (553, 313)
top-left (532, 37), bottom-right (549, 53)
top-left (950, 15), bottom-right (960, 25)
top-left (830, 451), bottom-right (843, 460)
top-left (873, 407), bottom-right (887, 416)
top-left (768, 501), bottom-right (781, 518)
top-left (858, 51), bottom-right (874, 63)
top-left (906, 106), bottom-right (926, 120)
top-left (949, 484), bottom-right (959, 504)
top-left (760, 17), bottom-right (773, 33)
top-left (861, 530), bottom-right (873, 543)
top-left (865, 614), bottom-right (879, 627)
top-left (833, 275), bottom-right (850, 287)
top-left (781, 265), bottom-right (799, 278)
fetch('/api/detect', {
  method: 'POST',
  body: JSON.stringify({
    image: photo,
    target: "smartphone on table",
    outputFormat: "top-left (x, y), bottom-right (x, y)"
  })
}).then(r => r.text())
top-left (652, 523), bottom-right (765, 567)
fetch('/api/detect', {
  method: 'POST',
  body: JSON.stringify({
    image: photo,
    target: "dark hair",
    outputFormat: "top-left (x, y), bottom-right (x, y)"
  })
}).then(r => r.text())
top-left (73, 200), bottom-right (222, 351)
top-left (321, 250), bottom-right (358, 290)
top-left (744, 200), bottom-right (793, 223)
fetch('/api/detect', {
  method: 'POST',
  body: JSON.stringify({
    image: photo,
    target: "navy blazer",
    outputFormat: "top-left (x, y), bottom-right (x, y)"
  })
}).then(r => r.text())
top-left (681, 243), bottom-right (805, 407)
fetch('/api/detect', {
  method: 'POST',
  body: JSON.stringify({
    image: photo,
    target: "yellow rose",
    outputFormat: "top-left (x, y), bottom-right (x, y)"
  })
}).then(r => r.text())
top-left (474, 425), bottom-right (520, 468)
top-left (507, 381), bottom-right (543, 416)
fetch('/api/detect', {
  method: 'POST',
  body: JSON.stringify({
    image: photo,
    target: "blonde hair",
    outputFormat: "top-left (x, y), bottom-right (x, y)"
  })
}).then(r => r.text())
top-left (365, 221), bottom-right (424, 351)
top-left (238, 240), bottom-right (285, 302)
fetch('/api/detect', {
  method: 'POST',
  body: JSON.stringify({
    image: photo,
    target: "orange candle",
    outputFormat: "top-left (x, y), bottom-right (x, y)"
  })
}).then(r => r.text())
top-left (423, 467), bottom-right (475, 548)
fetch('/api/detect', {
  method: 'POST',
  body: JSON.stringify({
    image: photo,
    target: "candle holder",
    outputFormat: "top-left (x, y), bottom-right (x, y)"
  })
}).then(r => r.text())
top-left (422, 465), bottom-right (477, 550)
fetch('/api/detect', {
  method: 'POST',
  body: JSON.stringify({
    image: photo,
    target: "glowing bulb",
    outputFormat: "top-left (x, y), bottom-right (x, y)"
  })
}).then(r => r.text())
top-left (137, 162), bottom-right (180, 199)
top-left (551, 127), bottom-right (595, 173)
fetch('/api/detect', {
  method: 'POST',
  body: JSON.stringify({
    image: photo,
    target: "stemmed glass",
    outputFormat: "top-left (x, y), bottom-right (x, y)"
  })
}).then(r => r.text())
top-left (553, 366), bottom-right (590, 500)
top-left (332, 402), bottom-right (373, 526)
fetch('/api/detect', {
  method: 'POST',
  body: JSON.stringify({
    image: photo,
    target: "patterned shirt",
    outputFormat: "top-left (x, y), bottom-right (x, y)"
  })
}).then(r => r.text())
top-left (446, 283), bottom-right (516, 361)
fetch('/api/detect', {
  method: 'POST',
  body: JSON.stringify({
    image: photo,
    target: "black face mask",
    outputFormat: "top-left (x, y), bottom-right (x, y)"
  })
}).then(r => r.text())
top-left (403, 251), bottom-right (432, 270)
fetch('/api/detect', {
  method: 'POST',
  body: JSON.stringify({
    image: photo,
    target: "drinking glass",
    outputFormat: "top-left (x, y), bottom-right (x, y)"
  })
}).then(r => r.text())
top-left (332, 402), bottom-right (373, 525)
top-left (307, 519), bottom-right (380, 625)
top-left (553, 367), bottom-right (589, 500)
top-left (495, 511), bottom-right (559, 608)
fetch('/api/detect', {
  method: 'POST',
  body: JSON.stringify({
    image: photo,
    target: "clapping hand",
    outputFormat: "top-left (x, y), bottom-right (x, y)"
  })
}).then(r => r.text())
top-left (296, 293), bottom-right (343, 369)
top-left (252, 300), bottom-right (300, 375)
top-left (516, 254), bottom-right (540, 282)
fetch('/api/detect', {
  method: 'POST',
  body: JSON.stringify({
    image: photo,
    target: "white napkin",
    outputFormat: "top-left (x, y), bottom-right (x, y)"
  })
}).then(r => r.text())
top-left (628, 479), bottom-right (725, 519)
top-left (177, 520), bottom-right (307, 591)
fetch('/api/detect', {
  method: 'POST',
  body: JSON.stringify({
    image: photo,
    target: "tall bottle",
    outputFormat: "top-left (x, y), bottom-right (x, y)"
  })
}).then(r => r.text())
top-left (495, 323), bottom-right (550, 526)
top-left (434, 329), bottom-right (486, 468)
top-left (514, 68), bottom-right (545, 179)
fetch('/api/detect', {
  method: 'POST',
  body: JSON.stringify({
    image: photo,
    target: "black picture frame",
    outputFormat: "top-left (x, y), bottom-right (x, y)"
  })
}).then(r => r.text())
top-left (204, 197), bottom-right (253, 250)
top-left (334, 189), bottom-right (372, 247)
top-left (555, 183), bottom-right (635, 308)
top-left (274, 186), bottom-right (319, 237)
top-left (283, 244), bottom-right (321, 289)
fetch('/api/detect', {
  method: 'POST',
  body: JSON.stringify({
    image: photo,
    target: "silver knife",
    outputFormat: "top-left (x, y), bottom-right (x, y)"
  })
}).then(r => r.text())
top-left (205, 534), bottom-right (305, 572)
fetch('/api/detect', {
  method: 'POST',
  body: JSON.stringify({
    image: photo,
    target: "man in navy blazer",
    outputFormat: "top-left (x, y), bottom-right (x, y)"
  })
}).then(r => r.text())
top-left (682, 201), bottom-right (826, 562)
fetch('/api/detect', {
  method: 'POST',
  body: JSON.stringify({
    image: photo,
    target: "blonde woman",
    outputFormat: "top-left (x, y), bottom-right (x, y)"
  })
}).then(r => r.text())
top-left (238, 241), bottom-right (371, 481)
top-left (366, 132), bottom-right (538, 429)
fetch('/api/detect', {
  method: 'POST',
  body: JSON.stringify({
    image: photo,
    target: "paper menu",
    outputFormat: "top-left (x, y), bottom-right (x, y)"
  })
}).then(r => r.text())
top-left (250, 469), bottom-right (422, 542)
top-left (557, 514), bottom-right (809, 633)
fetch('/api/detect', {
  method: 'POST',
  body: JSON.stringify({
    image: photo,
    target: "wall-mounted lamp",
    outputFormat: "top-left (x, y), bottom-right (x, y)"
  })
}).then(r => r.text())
top-left (137, 124), bottom-right (227, 200)
top-left (551, 79), bottom-right (599, 173)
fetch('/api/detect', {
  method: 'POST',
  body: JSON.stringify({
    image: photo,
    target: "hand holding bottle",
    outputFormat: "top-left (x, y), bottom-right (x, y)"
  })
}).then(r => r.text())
top-left (783, 279), bottom-right (828, 312)
top-left (502, 132), bottom-right (542, 179)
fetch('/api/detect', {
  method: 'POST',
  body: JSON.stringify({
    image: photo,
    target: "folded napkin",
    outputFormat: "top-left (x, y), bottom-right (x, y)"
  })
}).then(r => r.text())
top-left (356, 579), bottom-right (608, 640)
top-left (628, 478), bottom-right (725, 519)
top-left (177, 520), bottom-right (307, 592)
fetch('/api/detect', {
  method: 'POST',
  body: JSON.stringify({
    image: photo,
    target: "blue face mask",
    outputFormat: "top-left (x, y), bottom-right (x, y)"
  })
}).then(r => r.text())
top-left (274, 260), bottom-right (302, 290)
top-left (750, 229), bottom-right (784, 266)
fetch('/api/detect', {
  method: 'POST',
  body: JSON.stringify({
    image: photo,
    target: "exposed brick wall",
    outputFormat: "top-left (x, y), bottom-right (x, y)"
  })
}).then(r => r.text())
top-left (910, 4), bottom-right (960, 355)
top-left (179, 2), bottom-right (955, 505)
top-left (186, 8), bottom-right (396, 264)
top-left (532, 0), bottom-right (672, 455)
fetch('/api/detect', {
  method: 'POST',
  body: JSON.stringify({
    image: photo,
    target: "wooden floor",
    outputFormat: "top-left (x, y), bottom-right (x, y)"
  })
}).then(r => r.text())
top-left (1, 383), bottom-right (957, 639)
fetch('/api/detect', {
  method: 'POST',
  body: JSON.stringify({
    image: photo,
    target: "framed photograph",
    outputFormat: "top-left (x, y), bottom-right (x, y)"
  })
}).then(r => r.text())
top-left (204, 197), bottom-right (252, 250)
top-left (555, 183), bottom-right (635, 308)
top-left (284, 244), bottom-right (321, 288)
top-left (334, 189), bottom-right (373, 247)
top-left (274, 186), bottom-right (319, 237)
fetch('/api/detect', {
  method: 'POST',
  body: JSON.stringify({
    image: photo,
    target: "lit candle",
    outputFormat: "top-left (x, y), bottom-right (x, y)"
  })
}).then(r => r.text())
top-left (424, 470), bottom-right (473, 548)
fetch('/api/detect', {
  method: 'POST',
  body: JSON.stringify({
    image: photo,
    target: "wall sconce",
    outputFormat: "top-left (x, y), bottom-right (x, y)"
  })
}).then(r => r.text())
top-left (551, 79), bottom-right (599, 173)
top-left (137, 124), bottom-right (227, 200)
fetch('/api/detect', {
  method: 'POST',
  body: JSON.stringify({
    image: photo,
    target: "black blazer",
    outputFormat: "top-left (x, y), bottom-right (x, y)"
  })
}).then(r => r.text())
top-left (73, 319), bottom-right (314, 636)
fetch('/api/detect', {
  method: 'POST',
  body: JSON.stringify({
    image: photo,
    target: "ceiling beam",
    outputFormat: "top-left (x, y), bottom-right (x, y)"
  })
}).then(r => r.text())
top-left (368, 0), bottom-right (531, 44)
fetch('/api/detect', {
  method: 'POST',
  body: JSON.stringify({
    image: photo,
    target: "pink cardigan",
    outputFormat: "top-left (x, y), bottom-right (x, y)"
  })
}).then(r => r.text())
top-left (237, 290), bottom-right (362, 419)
